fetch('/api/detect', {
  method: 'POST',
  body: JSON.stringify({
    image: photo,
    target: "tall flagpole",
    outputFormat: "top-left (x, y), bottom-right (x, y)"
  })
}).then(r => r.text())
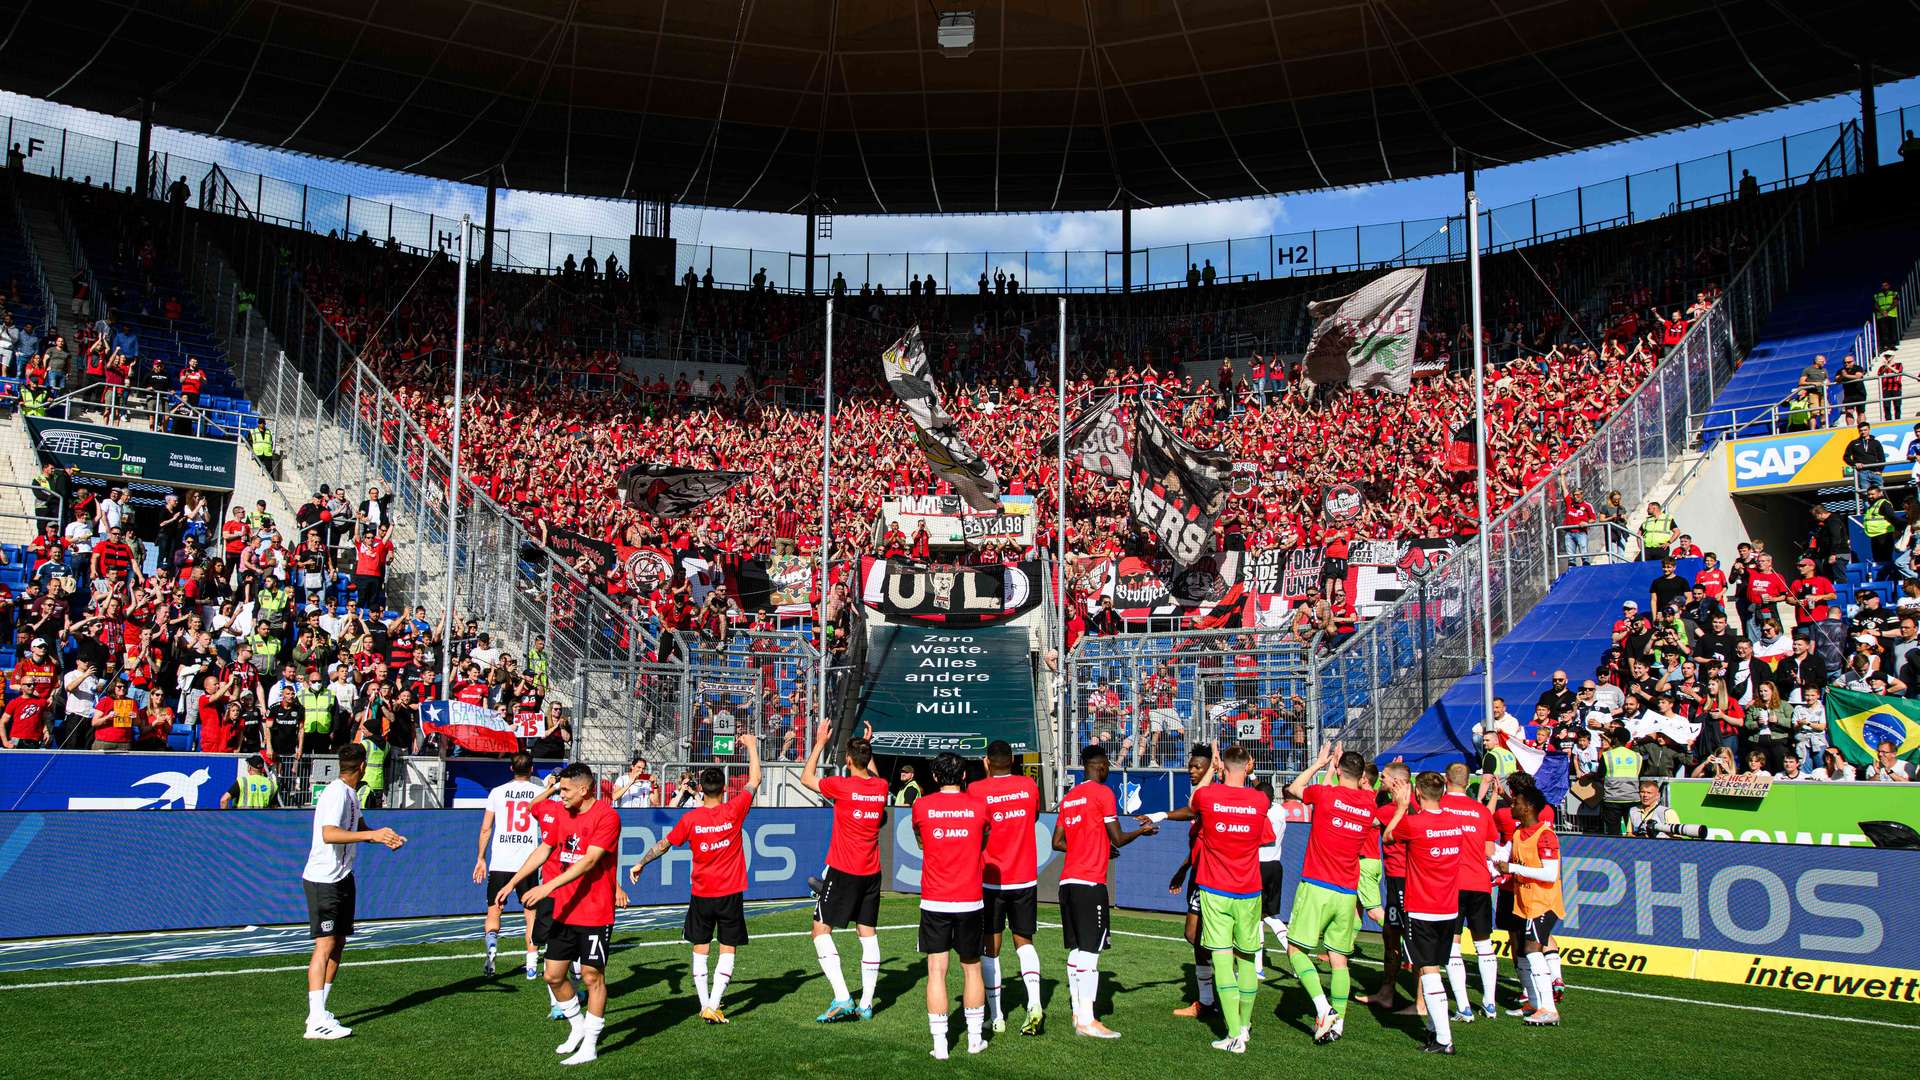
top-left (818, 297), bottom-right (834, 738)
top-left (1055, 296), bottom-right (1068, 800)
top-left (1467, 193), bottom-right (1497, 724)
top-left (441, 215), bottom-right (469, 700)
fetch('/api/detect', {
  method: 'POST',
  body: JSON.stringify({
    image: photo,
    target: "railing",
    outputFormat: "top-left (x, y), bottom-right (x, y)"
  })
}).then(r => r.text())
top-left (34, 381), bottom-right (246, 439)
top-left (1309, 122), bottom-right (1863, 765)
top-left (2, 101), bottom-right (1911, 293)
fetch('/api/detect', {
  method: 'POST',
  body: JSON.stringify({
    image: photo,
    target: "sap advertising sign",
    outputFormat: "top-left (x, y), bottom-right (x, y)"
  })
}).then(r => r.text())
top-left (1726, 423), bottom-right (1916, 494)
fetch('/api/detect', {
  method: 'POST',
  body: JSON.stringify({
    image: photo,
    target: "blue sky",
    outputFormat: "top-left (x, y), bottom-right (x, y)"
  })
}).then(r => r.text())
top-left (3, 78), bottom-right (1915, 283)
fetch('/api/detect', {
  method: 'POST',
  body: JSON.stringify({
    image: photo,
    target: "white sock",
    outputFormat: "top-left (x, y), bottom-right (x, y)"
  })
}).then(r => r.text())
top-left (570, 961), bottom-right (581, 980)
top-left (859, 934), bottom-right (881, 1009)
top-left (1547, 950), bottom-right (1562, 983)
top-left (321, 983), bottom-right (332, 1012)
top-left (815, 935), bottom-right (851, 1001)
top-left (1016, 943), bottom-right (1042, 1011)
top-left (580, 1011), bottom-right (604, 1047)
top-left (486, 930), bottom-right (498, 959)
top-left (929, 1011), bottom-right (950, 1057)
top-left (526, 947), bottom-right (539, 970)
top-left (1066, 949), bottom-right (1090, 1024)
top-left (559, 996), bottom-right (582, 1021)
top-left (712, 953), bottom-right (735, 1008)
top-left (692, 952), bottom-right (713, 1011)
top-left (1197, 962), bottom-right (1216, 1006)
top-left (982, 954), bottom-right (1002, 1021)
top-left (1446, 942), bottom-right (1470, 1013)
top-left (1422, 972), bottom-right (1452, 1046)
top-left (1083, 954), bottom-right (1102, 1021)
top-left (306, 988), bottom-right (326, 1023)
top-left (1263, 915), bottom-right (1288, 942)
top-left (1528, 953), bottom-right (1556, 1012)
top-left (964, 1004), bottom-right (985, 1046)
top-left (1474, 939), bottom-right (1498, 1008)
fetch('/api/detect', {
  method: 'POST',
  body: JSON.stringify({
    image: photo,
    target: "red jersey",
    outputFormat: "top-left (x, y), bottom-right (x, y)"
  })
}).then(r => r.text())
top-left (1437, 792), bottom-right (1494, 893)
top-left (667, 790), bottom-right (754, 897)
top-left (1192, 784), bottom-right (1274, 897)
top-left (1299, 783), bottom-right (1376, 893)
top-left (1372, 799), bottom-right (1407, 877)
top-left (5, 697), bottom-right (48, 742)
top-left (820, 774), bottom-right (889, 876)
top-left (969, 773), bottom-right (1041, 889)
top-left (550, 798), bottom-right (619, 927)
top-left (354, 537), bottom-right (395, 577)
top-left (1491, 802), bottom-right (1556, 842)
top-left (1695, 566), bottom-right (1726, 600)
top-left (1397, 810), bottom-right (1470, 920)
top-left (10, 658), bottom-right (58, 701)
top-left (1057, 780), bottom-right (1119, 886)
top-left (533, 800), bottom-right (569, 883)
top-left (911, 789), bottom-right (989, 911)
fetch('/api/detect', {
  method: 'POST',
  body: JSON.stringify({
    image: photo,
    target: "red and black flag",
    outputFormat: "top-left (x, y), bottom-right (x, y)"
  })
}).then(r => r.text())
top-left (1443, 419), bottom-right (1478, 473)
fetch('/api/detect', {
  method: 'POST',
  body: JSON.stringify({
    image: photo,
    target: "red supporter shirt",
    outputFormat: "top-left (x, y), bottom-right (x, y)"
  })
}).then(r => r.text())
top-left (1192, 784), bottom-right (1275, 898)
top-left (1299, 783), bottom-right (1376, 893)
top-left (1057, 780), bottom-right (1119, 887)
top-left (5, 697), bottom-right (48, 742)
top-left (667, 790), bottom-right (755, 897)
top-left (1437, 792), bottom-right (1494, 893)
top-left (1397, 810), bottom-right (1470, 920)
top-left (911, 789), bottom-right (989, 911)
top-left (550, 798), bottom-right (619, 927)
top-left (1695, 566), bottom-right (1726, 600)
top-left (969, 773), bottom-right (1041, 889)
top-left (354, 537), bottom-right (395, 577)
top-left (820, 774), bottom-right (889, 876)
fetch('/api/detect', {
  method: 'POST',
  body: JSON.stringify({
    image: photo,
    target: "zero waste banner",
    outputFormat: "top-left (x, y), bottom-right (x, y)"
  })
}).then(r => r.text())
top-left (855, 623), bottom-right (1037, 754)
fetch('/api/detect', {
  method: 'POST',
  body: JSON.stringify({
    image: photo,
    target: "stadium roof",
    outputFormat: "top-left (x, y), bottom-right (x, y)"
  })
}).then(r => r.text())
top-left (3, 0), bottom-right (1908, 215)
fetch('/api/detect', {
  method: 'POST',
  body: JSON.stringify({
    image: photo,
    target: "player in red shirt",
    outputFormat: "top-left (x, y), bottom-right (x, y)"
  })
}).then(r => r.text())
top-left (496, 762), bottom-right (621, 1066)
top-left (911, 752), bottom-right (992, 1059)
top-left (800, 719), bottom-right (888, 1022)
top-left (1051, 743), bottom-right (1158, 1039)
top-left (1281, 740), bottom-right (1375, 1044)
top-left (632, 733), bottom-right (762, 1026)
top-left (967, 740), bottom-right (1045, 1036)
top-left (1165, 745), bottom-right (1274, 1054)
top-left (1437, 763), bottom-right (1499, 1023)
top-left (1166, 745), bottom-right (1221, 1020)
top-left (1384, 771), bottom-right (1470, 1056)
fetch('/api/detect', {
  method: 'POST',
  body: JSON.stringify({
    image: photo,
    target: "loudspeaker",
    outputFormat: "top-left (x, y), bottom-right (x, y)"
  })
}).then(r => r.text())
top-left (629, 235), bottom-right (675, 286)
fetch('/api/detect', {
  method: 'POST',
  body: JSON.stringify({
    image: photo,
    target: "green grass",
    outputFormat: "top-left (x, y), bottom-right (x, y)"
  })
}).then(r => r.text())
top-left (1, 898), bottom-right (1914, 1079)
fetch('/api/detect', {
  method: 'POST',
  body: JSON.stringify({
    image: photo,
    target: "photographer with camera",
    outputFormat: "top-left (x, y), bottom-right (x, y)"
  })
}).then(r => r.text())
top-left (1628, 780), bottom-right (1706, 839)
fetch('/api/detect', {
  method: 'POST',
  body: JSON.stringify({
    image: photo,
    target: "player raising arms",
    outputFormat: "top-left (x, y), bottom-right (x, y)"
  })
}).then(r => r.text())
top-left (911, 752), bottom-right (991, 1059)
top-left (1281, 740), bottom-right (1374, 1044)
top-left (495, 762), bottom-right (620, 1066)
top-left (1166, 745), bottom-right (1218, 1019)
top-left (1054, 743), bottom-right (1158, 1038)
top-left (300, 742), bottom-right (406, 1040)
top-left (474, 751), bottom-right (548, 980)
top-left (630, 733), bottom-right (763, 1025)
top-left (1383, 771), bottom-right (1469, 1055)
top-left (1184, 746), bottom-right (1274, 1054)
top-left (1496, 784), bottom-right (1566, 1026)
top-left (968, 739), bottom-right (1046, 1035)
top-left (801, 719), bottom-right (888, 1023)
top-left (1438, 762), bottom-right (1499, 1023)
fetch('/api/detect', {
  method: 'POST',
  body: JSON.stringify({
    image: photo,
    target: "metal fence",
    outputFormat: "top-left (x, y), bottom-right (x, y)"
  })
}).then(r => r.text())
top-left (1311, 124), bottom-right (1862, 765)
top-left (1064, 627), bottom-right (1317, 782)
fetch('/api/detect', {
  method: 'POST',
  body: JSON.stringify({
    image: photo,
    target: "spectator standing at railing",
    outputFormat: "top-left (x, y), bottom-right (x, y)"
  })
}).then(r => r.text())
top-left (1843, 421), bottom-right (1887, 491)
top-left (1875, 351), bottom-right (1905, 421)
top-left (1806, 504), bottom-right (1851, 581)
top-left (1638, 501), bottom-right (1676, 562)
top-left (1562, 489), bottom-right (1596, 566)
top-left (41, 333), bottom-right (68, 391)
top-left (1863, 484), bottom-right (1900, 577)
top-left (1835, 354), bottom-right (1868, 417)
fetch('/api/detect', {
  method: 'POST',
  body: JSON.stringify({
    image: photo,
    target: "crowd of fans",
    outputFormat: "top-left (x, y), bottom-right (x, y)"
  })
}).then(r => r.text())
top-left (1508, 507), bottom-right (1920, 792)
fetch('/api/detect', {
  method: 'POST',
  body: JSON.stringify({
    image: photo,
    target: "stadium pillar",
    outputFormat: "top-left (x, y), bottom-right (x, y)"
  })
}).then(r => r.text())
top-left (805, 204), bottom-right (817, 295)
top-left (1862, 61), bottom-right (1879, 170)
top-left (479, 167), bottom-right (498, 332)
top-left (1121, 202), bottom-right (1132, 293)
top-left (1467, 186), bottom-right (1497, 727)
top-left (135, 98), bottom-right (153, 199)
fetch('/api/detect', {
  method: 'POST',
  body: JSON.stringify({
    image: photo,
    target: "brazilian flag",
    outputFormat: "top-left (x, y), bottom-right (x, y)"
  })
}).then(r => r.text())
top-left (1823, 688), bottom-right (1920, 767)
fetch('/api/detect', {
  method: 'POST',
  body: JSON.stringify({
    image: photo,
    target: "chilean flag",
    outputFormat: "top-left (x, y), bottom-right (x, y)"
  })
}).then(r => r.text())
top-left (422, 699), bottom-right (520, 754)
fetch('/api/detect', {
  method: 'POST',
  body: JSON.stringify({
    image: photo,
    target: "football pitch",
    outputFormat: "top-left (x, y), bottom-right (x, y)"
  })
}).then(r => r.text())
top-left (1, 897), bottom-right (1912, 1079)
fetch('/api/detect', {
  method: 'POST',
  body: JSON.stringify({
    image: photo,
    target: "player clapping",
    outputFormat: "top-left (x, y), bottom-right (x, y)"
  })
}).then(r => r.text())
top-left (1383, 772), bottom-right (1469, 1055)
top-left (800, 719), bottom-right (888, 1022)
top-left (1053, 744), bottom-right (1158, 1039)
top-left (967, 740), bottom-right (1046, 1036)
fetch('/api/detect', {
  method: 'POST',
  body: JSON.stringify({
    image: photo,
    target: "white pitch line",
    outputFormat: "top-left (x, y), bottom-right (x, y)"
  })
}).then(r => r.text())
top-left (1086, 924), bottom-right (1920, 1031)
top-left (0, 924), bottom-right (922, 992)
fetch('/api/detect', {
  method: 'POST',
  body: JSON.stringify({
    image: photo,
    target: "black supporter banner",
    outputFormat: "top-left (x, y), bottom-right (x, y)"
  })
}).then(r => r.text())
top-left (1129, 404), bottom-right (1232, 566)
